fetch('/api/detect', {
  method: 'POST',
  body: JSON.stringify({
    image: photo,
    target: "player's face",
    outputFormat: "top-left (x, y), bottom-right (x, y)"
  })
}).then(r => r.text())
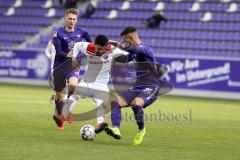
top-left (95, 45), bottom-right (105, 56)
top-left (65, 13), bottom-right (77, 29)
top-left (122, 33), bottom-right (137, 45)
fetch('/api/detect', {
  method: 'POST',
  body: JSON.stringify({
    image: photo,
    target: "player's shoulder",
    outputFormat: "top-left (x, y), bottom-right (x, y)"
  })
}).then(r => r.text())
top-left (52, 27), bottom-right (64, 37)
top-left (141, 42), bottom-right (154, 57)
top-left (140, 42), bottom-right (152, 52)
top-left (86, 43), bottom-right (95, 55)
top-left (75, 26), bottom-right (89, 34)
top-left (139, 42), bottom-right (150, 48)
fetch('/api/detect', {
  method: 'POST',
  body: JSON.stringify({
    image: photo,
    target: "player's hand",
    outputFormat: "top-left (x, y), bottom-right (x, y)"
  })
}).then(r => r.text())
top-left (109, 40), bottom-right (120, 47)
top-left (67, 51), bottom-right (73, 58)
top-left (72, 59), bottom-right (79, 70)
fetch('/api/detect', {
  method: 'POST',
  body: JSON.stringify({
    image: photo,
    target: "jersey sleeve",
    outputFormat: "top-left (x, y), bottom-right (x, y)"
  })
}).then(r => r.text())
top-left (112, 46), bottom-right (129, 59)
top-left (72, 42), bottom-right (88, 59)
top-left (123, 44), bottom-right (145, 55)
top-left (52, 30), bottom-right (67, 58)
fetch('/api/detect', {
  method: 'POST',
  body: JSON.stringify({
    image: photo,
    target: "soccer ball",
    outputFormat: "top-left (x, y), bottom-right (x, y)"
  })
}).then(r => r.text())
top-left (80, 124), bottom-right (96, 141)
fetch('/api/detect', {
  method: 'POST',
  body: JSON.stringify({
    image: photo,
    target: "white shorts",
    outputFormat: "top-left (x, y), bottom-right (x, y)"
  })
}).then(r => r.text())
top-left (76, 81), bottom-right (109, 107)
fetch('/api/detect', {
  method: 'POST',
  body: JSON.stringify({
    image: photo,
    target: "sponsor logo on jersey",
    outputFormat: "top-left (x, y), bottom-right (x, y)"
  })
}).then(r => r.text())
top-left (143, 87), bottom-right (153, 94)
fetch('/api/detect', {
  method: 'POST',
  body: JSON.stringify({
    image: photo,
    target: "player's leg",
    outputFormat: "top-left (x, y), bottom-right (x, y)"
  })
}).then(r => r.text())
top-left (131, 86), bottom-right (159, 145)
top-left (61, 81), bottom-right (89, 120)
top-left (105, 89), bottom-right (137, 139)
top-left (48, 75), bottom-right (56, 104)
top-left (53, 91), bottom-right (66, 130)
top-left (67, 70), bottom-right (79, 98)
top-left (61, 93), bottom-right (80, 119)
top-left (105, 95), bottom-right (127, 139)
top-left (52, 68), bottom-right (71, 129)
top-left (131, 97), bottom-right (146, 145)
top-left (93, 98), bottom-right (109, 134)
top-left (53, 71), bottom-right (67, 116)
top-left (89, 83), bottom-right (109, 134)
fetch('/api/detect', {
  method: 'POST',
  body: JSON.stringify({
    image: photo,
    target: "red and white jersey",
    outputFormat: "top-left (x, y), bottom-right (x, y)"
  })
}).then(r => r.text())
top-left (73, 42), bottom-right (128, 84)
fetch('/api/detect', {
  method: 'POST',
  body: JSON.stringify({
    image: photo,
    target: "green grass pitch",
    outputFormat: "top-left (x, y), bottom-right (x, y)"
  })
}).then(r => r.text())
top-left (0, 84), bottom-right (240, 160)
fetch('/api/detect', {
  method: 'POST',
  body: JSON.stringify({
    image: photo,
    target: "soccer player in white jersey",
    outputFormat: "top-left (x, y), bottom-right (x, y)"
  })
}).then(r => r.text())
top-left (45, 40), bottom-right (56, 73)
top-left (53, 35), bottom-right (128, 131)
top-left (45, 40), bottom-right (57, 103)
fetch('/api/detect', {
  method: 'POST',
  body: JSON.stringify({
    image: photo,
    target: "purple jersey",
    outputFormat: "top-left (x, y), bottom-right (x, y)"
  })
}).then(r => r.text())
top-left (125, 43), bottom-right (159, 86)
top-left (52, 26), bottom-right (91, 69)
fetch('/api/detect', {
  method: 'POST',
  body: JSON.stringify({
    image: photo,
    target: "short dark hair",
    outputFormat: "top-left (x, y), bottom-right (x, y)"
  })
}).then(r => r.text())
top-left (120, 26), bottom-right (137, 36)
top-left (65, 8), bottom-right (78, 16)
top-left (95, 35), bottom-right (108, 46)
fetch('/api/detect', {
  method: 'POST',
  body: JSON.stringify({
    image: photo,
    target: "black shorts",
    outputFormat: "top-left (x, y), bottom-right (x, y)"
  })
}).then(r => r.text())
top-left (52, 61), bottom-right (79, 92)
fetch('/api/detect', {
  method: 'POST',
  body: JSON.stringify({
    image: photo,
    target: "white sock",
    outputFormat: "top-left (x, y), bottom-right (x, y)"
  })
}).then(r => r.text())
top-left (62, 94), bottom-right (80, 118)
top-left (96, 105), bottom-right (105, 124)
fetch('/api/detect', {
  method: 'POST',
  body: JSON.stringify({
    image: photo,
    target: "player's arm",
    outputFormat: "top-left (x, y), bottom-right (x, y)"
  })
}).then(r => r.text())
top-left (52, 31), bottom-right (68, 58)
top-left (45, 41), bottom-right (52, 60)
top-left (72, 42), bottom-right (87, 69)
top-left (120, 43), bottom-right (145, 55)
top-left (109, 40), bottom-right (133, 63)
top-left (113, 47), bottom-right (132, 63)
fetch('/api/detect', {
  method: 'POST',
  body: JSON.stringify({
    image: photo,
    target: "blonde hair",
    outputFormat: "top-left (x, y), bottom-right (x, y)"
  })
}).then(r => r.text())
top-left (65, 8), bottom-right (78, 16)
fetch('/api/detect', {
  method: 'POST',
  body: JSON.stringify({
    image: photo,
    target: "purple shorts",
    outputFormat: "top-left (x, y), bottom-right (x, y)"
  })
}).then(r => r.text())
top-left (53, 63), bottom-right (79, 92)
top-left (121, 85), bottom-right (159, 108)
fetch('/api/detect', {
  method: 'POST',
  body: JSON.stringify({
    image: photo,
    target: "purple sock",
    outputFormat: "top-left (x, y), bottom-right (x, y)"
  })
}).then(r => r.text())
top-left (55, 100), bottom-right (64, 115)
top-left (111, 101), bottom-right (121, 128)
top-left (132, 105), bottom-right (144, 130)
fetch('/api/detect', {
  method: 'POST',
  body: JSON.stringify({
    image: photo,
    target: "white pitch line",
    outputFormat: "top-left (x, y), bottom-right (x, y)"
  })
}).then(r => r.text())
top-left (0, 99), bottom-right (48, 104)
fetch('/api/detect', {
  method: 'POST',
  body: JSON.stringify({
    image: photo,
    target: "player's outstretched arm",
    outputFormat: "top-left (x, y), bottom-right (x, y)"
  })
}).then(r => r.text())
top-left (72, 42), bottom-right (87, 69)
top-left (121, 43), bottom-right (145, 55)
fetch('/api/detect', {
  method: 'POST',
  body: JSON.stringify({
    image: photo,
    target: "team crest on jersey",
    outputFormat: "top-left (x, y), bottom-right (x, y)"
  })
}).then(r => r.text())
top-left (68, 41), bottom-right (76, 50)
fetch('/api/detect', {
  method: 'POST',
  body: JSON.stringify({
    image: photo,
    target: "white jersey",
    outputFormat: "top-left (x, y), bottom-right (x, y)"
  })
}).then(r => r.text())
top-left (45, 40), bottom-right (56, 72)
top-left (73, 42), bottom-right (128, 84)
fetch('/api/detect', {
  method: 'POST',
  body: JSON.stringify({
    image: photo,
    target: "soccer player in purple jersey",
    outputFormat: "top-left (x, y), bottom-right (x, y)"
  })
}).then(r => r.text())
top-left (105, 26), bottom-right (161, 145)
top-left (52, 8), bottom-right (91, 129)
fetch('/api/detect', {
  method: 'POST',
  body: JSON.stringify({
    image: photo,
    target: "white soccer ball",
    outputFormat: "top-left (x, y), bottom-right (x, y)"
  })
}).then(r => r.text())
top-left (80, 124), bottom-right (96, 141)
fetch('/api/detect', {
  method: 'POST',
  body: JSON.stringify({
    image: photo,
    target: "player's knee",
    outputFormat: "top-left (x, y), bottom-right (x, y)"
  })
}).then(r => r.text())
top-left (68, 85), bottom-right (76, 92)
top-left (55, 92), bottom-right (65, 101)
top-left (116, 96), bottom-right (128, 107)
top-left (131, 97), bottom-right (145, 107)
top-left (68, 77), bottom-right (78, 86)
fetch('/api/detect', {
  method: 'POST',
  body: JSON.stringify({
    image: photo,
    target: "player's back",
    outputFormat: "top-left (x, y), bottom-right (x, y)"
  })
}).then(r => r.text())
top-left (128, 43), bottom-right (159, 86)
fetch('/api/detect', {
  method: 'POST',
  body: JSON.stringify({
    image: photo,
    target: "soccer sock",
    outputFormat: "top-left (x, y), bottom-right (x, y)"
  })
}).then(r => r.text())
top-left (111, 101), bottom-right (121, 129)
top-left (132, 105), bottom-right (144, 131)
top-left (62, 94), bottom-right (79, 118)
top-left (96, 105), bottom-right (105, 125)
top-left (55, 100), bottom-right (64, 115)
